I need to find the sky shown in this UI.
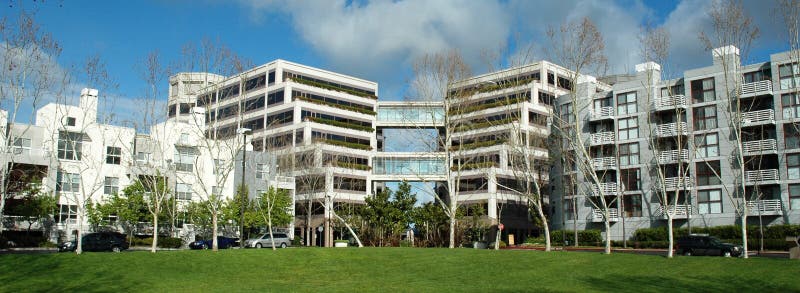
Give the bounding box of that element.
[1,0,794,125]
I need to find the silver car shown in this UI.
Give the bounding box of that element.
[245,233,291,248]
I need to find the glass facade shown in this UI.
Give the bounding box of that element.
[377,106,444,124]
[372,157,446,176]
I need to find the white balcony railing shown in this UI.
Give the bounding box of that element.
[652,95,687,110]
[591,182,618,196]
[276,176,295,185]
[657,149,689,164]
[656,205,692,218]
[745,169,779,183]
[663,176,692,190]
[591,157,617,169]
[746,199,782,215]
[742,139,777,154]
[591,208,620,222]
[741,109,775,125]
[590,132,615,145]
[590,106,615,120]
[741,80,773,96]
[655,122,688,137]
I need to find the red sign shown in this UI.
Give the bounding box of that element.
[498,223,504,231]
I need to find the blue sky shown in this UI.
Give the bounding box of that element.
[1,0,792,123]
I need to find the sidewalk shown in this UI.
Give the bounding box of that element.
[502,245,790,258]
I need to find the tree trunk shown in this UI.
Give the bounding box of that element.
[741,213,748,259]
[0,173,6,235]
[211,212,219,251]
[268,209,276,251]
[603,219,611,254]
[151,213,158,253]
[75,213,83,255]
[667,215,674,258]
[536,204,551,252]
[448,209,456,249]
[332,211,363,247]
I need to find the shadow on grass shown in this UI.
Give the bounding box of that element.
[0,253,143,292]
[581,273,797,292]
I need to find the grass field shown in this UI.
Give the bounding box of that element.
[2,248,798,292]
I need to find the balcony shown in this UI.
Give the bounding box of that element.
[741,109,775,126]
[657,149,689,164]
[589,106,615,121]
[590,208,620,222]
[655,122,688,137]
[652,95,688,112]
[741,80,773,98]
[746,199,783,216]
[662,177,692,191]
[656,204,692,219]
[591,182,618,196]
[745,169,780,184]
[742,139,777,155]
[590,132,615,145]
[591,157,617,170]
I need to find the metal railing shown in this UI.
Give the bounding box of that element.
[590,132,615,145]
[591,157,617,169]
[741,109,775,125]
[742,139,777,154]
[745,169,779,182]
[655,122,688,137]
[746,199,782,215]
[652,95,687,110]
[591,182,618,196]
[590,106,615,120]
[590,208,620,222]
[657,149,689,164]
[656,205,692,218]
[741,80,772,96]
[663,176,692,190]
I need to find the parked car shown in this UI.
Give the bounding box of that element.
[676,234,743,257]
[189,236,238,250]
[244,233,291,248]
[58,232,129,253]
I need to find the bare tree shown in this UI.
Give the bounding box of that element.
[699,0,760,259]
[547,17,614,254]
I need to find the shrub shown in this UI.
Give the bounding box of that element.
[549,230,603,246]
[399,240,413,247]
[157,237,183,249]
[292,237,303,246]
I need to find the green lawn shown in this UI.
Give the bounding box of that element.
[2,248,798,292]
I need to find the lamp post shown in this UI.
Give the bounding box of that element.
[237,127,252,248]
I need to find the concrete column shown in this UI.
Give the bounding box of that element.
[488,197,498,223]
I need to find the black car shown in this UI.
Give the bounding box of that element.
[676,234,743,257]
[189,236,238,250]
[58,232,129,252]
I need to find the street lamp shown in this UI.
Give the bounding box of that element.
[237,127,252,248]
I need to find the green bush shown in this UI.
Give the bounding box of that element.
[632,224,800,251]
[399,240,413,247]
[549,230,603,246]
[131,237,183,248]
[292,237,303,246]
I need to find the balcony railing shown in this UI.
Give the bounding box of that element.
[591,182,618,196]
[745,169,779,183]
[655,122,688,137]
[657,149,689,164]
[663,177,692,190]
[746,199,782,215]
[591,157,617,170]
[656,205,692,218]
[741,109,775,125]
[590,132,615,145]
[590,208,620,222]
[742,139,777,155]
[741,80,773,97]
[652,95,687,111]
[590,106,615,120]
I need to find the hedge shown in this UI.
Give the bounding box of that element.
[307,116,374,133]
[633,225,800,242]
[131,237,184,248]
[294,96,377,116]
[527,230,603,246]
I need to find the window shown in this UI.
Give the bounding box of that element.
[179,133,190,145]
[623,194,642,217]
[779,63,799,90]
[698,189,722,214]
[11,137,31,155]
[174,147,197,172]
[255,163,269,179]
[212,186,223,196]
[743,68,770,83]
[56,204,77,223]
[56,172,80,193]
[616,92,637,115]
[693,105,717,130]
[105,146,122,165]
[559,103,574,124]
[618,117,638,140]
[691,78,715,103]
[785,123,800,149]
[618,143,639,166]
[176,183,192,200]
[788,154,800,180]
[782,93,800,119]
[135,152,150,163]
[57,131,83,160]
[65,117,76,127]
[660,84,684,97]
[620,168,641,191]
[104,177,119,195]
[696,161,721,186]
[694,133,719,158]
[790,184,800,210]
